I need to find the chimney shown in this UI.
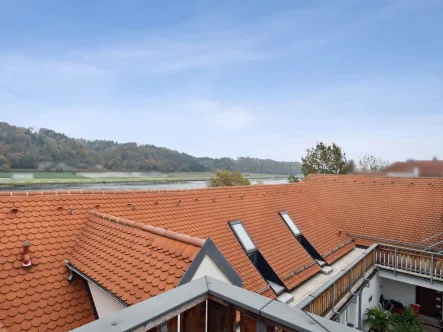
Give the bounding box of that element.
[22,241,32,267]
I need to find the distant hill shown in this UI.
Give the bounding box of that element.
[0,122,301,174]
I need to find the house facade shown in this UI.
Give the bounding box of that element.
[383,159,443,177]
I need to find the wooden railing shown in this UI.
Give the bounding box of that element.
[303,245,376,316]
[301,243,443,318]
[375,244,443,282]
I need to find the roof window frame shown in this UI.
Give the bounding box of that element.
[229,221,257,254]
[279,211,302,237]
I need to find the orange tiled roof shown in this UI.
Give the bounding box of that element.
[303,174,443,246]
[68,211,203,305]
[0,196,94,331]
[0,183,355,330]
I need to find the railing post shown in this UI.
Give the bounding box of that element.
[333,283,336,307]
[394,247,398,275]
[430,254,434,284]
[350,270,353,291]
[363,256,366,273]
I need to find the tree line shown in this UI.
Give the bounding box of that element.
[210,142,390,187]
[286,142,389,182]
[0,122,301,174]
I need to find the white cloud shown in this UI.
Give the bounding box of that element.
[0,0,440,163]
[0,56,105,78]
[208,108,255,130]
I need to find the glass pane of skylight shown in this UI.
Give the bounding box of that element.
[281,213,301,236]
[232,223,256,251]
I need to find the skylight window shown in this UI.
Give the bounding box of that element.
[230,221,256,252]
[280,212,301,236]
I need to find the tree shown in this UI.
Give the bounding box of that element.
[0,155,8,166]
[208,170,251,187]
[346,160,356,174]
[301,142,347,176]
[358,155,389,172]
[288,174,299,183]
[0,121,302,174]
[363,307,391,332]
[0,164,11,172]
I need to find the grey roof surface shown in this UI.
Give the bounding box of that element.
[73,276,357,332]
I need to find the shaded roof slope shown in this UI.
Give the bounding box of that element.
[287,187,354,265]
[0,195,94,331]
[303,174,443,246]
[68,211,203,305]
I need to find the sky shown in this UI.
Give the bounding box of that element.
[0,0,442,163]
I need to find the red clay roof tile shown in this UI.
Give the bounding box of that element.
[6,177,432,330]
[68,213,202,306]
[303,174,443,246]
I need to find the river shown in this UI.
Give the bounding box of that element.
[2,179,290,192]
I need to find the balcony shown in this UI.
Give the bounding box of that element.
[72,276,354,332]
[376,244,443,282]
[297,243,443,319]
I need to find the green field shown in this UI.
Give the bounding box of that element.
[0,171,85,179]
[0,171,292,187]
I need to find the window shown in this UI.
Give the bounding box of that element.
[280,212,301,236]
[230,221,256,252]
[279,211,326,264]
[229,220,285,289]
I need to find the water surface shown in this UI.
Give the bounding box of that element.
[2,179,289,192]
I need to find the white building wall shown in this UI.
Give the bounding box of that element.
[361,275,382,332]
[346,297,359,328]
[386,169,419,177]
[339,309,347,325]
[381,278,416,306]
[191,255,231,284]
[87,281,125,318]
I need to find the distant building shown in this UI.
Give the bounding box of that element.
[382,158,443,177]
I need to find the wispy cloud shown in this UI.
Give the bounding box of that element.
[0,0,420,82]
[1,0,441,163]
[207,109,255,130]
[0,56,105,78]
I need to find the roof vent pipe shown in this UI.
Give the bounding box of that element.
[22,241,32,267]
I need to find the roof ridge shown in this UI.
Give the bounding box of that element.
[89,210,205,247]
[0,183,298,197]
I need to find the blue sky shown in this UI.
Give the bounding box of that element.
[1,0,442,162]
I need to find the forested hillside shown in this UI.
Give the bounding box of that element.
[0,122,301,174]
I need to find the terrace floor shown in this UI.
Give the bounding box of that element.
[289,247,366,306]
[420,314,442,332]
